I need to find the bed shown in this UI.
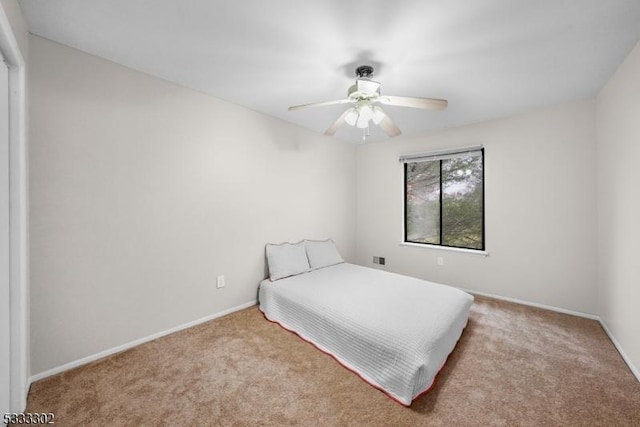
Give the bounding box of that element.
[258,239,473,406]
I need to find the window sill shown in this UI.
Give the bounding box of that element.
[400,241,489,257]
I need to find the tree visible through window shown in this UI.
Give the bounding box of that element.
[404,148,484,250]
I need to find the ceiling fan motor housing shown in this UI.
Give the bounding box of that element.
[349,66,381,98]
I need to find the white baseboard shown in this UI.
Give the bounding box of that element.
[459,288,600,320]
[29,300,257,384]
[598,319,640,383]
[461,287,639,383]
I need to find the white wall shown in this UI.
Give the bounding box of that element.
[356,100,598,314]
[28,36,356,376]
[596,40,640,377]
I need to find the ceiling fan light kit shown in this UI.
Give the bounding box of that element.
[372,106,385,125]
[288,65,448,141]
[344,108,358,126]
[356,104,373,128]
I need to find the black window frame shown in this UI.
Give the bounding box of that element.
[403,148,485,251]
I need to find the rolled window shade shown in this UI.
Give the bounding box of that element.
[399,145,483,163]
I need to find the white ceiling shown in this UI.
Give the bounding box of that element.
[19,0,640,143]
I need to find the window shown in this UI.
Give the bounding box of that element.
[402,147,484,251]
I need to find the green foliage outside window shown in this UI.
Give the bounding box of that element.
[405,151,484,250]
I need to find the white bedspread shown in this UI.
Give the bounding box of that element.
[258,263,473,405]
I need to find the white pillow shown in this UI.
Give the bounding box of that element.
[266,241,310,281]
[305,239,344,270]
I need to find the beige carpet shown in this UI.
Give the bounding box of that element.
[27,296,640,426]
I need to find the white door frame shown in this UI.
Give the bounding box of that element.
[0,5,28,412]
[1,46,10,417]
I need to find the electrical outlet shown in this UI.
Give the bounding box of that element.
[379,257,385,265]
[437,256,444,266]
[216,275,225,289]
[373,256,379,264]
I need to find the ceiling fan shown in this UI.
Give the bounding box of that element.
[288,65,448,140]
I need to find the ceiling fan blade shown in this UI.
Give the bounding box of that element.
[378,95,448,110]
[288,98,351,111]
[377,112,402,138]
[324,108,354,136]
